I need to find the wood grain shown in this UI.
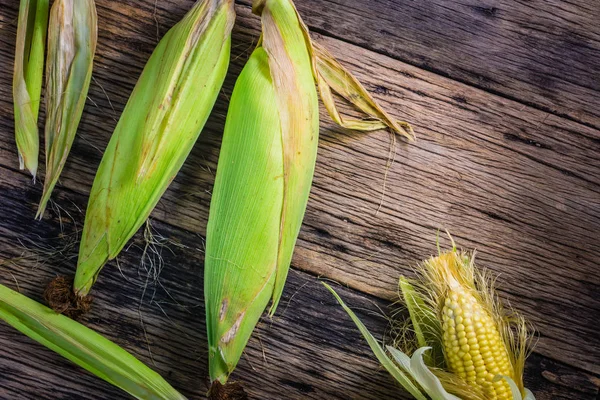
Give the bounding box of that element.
[243,0,600,130]
[0,0,598,398]
[0,172,597,399]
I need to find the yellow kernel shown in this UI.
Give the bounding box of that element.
[493,379,505,387]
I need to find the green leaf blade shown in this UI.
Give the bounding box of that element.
[322,283,427,400]
[0,284,186,400]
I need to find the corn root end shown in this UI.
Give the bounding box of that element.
[44,276,93,320]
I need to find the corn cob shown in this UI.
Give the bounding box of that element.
[204,0,414,392]
[13,0,50,179]
[37,0,97,218]
[436,253,513,399]
[325,239,535,400]
[68,0,235,301]
[0,283,187,400]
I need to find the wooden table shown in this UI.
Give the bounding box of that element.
[0,1,598,399]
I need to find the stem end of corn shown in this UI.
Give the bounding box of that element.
[44,275,92,320]
[208,380,248,400]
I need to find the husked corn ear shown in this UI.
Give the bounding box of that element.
[37,0,97,218]
[419,247,529,400]
[72,0,235,299]
[205,0,414,390]
[13,0,50,178]
[442,281,513,399]
[329,238,534,400]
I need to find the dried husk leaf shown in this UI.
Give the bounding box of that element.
[312,43,414,140]
[37,0,97,218]
[13,0,50,178]
[73,0,235,298]
[0,283,187,400]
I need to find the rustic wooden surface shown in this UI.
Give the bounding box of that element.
[0,0,599,399]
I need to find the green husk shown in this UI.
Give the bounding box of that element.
[37,0,98,218]
[204,0,414,387]
[72,0,235,298]
[13,0,50,178]
[205,44,288,386]
[0,283,186,400]
[399,277,444,367]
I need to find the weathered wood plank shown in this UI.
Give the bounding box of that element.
[0,0,598,397]
[1,0,599,376]
[0,174,597,399]
[239,0,600,130]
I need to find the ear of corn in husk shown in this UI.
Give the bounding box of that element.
[69,0,235,300]
[324,238,536,400]
[13,0,50,179]
[0,283,187,400]
[37,0,98,218]
[204,0,414,390]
